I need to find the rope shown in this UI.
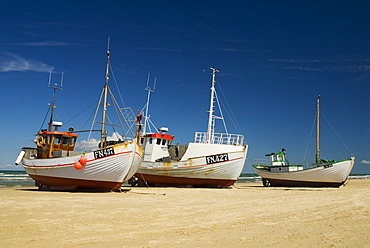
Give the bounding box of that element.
[125,190,166,196]
[138,168,151,188]
[343,177,350,187]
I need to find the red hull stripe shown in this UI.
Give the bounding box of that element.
[29,174,122,191]
[24,151,141,168]
[136,173,236,187]
[148,156,244,170]
[143,133,174,140]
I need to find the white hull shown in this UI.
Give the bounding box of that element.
[23,142,142,191]
[253,157,355,187]
[136,143,248,187]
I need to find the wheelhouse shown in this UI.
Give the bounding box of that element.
[266,148,289,166]
[35,130,78,159]
[140,133,174,147]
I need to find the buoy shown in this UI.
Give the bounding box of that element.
[79,156,87,166]
[74,161,83,170]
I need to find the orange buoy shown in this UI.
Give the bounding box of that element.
[79,156,87,166]
[74,161,83,170]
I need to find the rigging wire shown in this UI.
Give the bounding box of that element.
[303,113,316,164]
[38,105,51,132]
[105,113,119,138]
[63,101,97,126]
[108,87,135,138]
[302,109,355,164]
[216,81,244,135]
[214,90,228,134]
[108,88,126,138]
[109,64,126,108]
[84,87,105,152]
[79,104,98,131]
[321,111,354,157]
[139,101,158,134]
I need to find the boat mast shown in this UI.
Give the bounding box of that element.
[315,95,320,163]
[100,39,111,148]
[207,67,219,144]
[143,73,155,135]
[47,71,63,131]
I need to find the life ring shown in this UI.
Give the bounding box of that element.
[35,136,45,147]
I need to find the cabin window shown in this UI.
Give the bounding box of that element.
[46,135,51,144]
[156,138,161,145]
[62,137,69,145]
[149,138,153,144]
[162,139,166,145]
[278,155,284,161]
[140,138,144,144]
[54,136,61,144]
[272,155,278,162]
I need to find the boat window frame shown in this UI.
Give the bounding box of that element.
[45,135,51,144]
[62,136,69,145]
[68,137,77,146]
[54,135,61,144]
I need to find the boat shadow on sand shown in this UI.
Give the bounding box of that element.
[16,188,132,193]
[232,184,341,191]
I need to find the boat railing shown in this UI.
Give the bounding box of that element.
[193,132,244,145]
[253,158,270,166]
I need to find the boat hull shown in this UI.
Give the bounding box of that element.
[22,142,143,191]
[253,158,355,187]
[134,143,248,187]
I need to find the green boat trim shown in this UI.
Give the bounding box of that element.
[252,158,353,171]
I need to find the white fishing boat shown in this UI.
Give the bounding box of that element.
[129,68,248,187]
[15,45,143,191]
[253,96,355,187]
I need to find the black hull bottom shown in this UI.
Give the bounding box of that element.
[262,178,346,188]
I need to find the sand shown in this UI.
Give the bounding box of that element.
[0,179,369,248]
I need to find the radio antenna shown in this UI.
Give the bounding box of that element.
[47,71,64,131]
[143,73,156,134]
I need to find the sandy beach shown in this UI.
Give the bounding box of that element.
[0,179,369,248]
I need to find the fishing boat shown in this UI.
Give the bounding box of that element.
[252,96,355,187]
[129,68,248,187]
[15,45,143,191]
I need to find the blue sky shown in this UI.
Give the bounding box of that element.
[0,0,369,174]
